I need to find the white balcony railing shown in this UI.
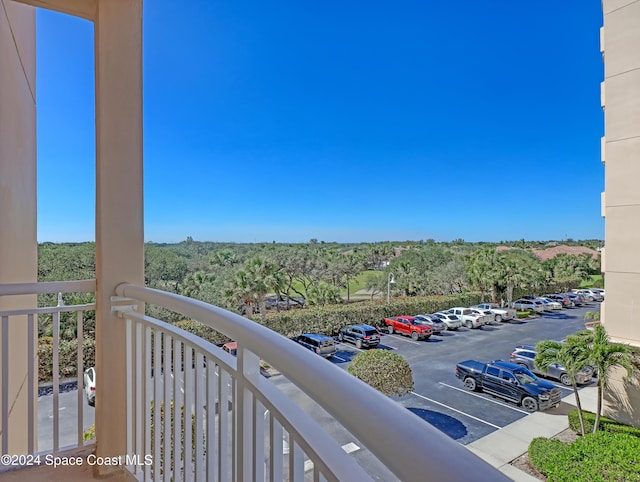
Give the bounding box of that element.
[0,280,96,459]
[115,283,509,482]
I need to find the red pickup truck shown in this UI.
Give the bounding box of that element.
[384,316,432,341]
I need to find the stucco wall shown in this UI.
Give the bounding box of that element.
[0,0,38,452]
[601,0,640,428]
[604,363,640,429]
[602,0,640,348]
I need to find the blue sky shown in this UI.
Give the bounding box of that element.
[36,1,604,244]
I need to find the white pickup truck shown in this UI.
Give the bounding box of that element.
[445,307,490,329]
[473,303,517,322]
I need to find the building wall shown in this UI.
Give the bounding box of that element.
[601,0,640,346]
[0,0,38,452]
[601,0,640,426]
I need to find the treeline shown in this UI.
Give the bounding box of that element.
[36,239,601,380]
[37,239,602,319]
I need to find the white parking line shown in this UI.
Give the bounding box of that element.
[438,382,530,414]
[409,391,501,429]
[386,334,422,346]
[337,342,365,352]
[549,381,574,391]
[332,355,347,362]
[304,442,360,472]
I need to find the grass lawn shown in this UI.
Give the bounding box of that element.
[286,270,383,298]
[341,270,380,296]
[580,275,604,288]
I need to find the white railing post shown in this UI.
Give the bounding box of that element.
[27,313,36,453]
[52,309,60,453]
[0,281,96,461]
[114,283,511,482]
[235,346,260,482]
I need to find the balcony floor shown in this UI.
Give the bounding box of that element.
[0,457,135,482]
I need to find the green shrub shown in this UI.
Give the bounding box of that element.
[568,409,640,438]
[528,437,568,475]
[38,336,96,382]
[172,319,230,346]
[529,431,640,481]
[83,423,95,442]
[516,310,534,319]
[253,293,484,337]
[347,349,413,397]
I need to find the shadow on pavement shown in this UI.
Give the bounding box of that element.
[38,380,78,397]
[479,325,500,331]
[541,312,572,320]
[407,407,468,440]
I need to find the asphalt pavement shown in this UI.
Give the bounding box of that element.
[273,303,599,480]
[38,302,599,480]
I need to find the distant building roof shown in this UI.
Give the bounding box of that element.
[494,245,599,261]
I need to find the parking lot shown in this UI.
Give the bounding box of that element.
[272,303,599,480]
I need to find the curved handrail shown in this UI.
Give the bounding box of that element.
[116,283,509,482]
[121,310,367,481]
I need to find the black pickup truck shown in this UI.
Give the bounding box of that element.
[455,360,562,412]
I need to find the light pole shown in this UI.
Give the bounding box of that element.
[387,272,395,303]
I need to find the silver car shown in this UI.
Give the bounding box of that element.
[512,299,545,313]
[414,314,445,334]
[536,297,563,310]
[509,345,593,386]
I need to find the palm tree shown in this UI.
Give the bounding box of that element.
[535,335,591,435]
[583,325,634,433]
[465,247,502,302]
[224,257,284,319]
[583,310,600,327]
[501,249,540,305]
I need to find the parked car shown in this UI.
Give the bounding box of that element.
[564,293,586,306]
[509,345,593,386]
[433,312,464,330]
[512,299,544,312]
[338,324,381,349]
[590,288,605,299]
[292,333,337,358]
[544,294,574,308]
[455,360,562,412]
[83,366,96,406]
[536,297,563,311]
[384,316,432,340]
[473,303,517,322]
[572,289,603,302]
[222,341,238,356]
[414,314,445,334]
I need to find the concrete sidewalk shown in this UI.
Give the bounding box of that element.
[466,385,598,481]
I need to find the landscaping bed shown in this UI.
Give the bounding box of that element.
[510,428,578,480]
[511,423,640,481]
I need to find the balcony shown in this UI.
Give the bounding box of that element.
[0,280,506,481]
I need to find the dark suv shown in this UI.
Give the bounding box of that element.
[292,333,337,358]
[509,345,593,386]
[338,324,381,349]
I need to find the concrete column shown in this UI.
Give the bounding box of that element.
[0,0,37,454]
[94,0,144,473]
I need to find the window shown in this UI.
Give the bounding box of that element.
[502,372,516,382]
[486,366,500,377]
